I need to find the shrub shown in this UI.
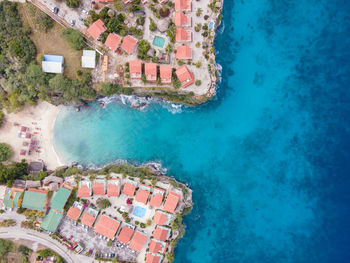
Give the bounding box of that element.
[66,0,81,8]
[140,223,146,228]
[0,143,12,162]
[62,28,85,50]
[0,112,3,128]
[195,80,201,86]
[107,240,113,247]
[149,17,157,31]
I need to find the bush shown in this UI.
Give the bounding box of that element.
[107,240,113,247]
[62,28,85,50]
[0,112,3,128]
[140,223,146,228]
[149,17,157,31]
[0,143,12,162]
[195,80,202,86]
[66,0,81,8]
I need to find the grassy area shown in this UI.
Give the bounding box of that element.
[18,3,84,80]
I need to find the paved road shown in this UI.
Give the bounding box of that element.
[0,226,92,263]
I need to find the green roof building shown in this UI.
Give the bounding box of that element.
[50,186,71,212]
[22,189,47,211]
[41,209,63,233]
[3,188,24,209]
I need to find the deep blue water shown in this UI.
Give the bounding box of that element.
[54,0,350,262]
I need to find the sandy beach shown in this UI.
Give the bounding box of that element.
[0,102,63,170]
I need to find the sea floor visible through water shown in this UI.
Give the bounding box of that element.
[54,0,350,262]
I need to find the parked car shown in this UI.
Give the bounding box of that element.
[52,7,59,14]
[70,20,75,26]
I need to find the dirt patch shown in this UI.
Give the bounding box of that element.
[18,3,85,80]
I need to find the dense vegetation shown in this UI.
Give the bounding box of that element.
[0,143,12,162]
[62,28,85,50]
[0,239,32,261]
[66,0,81,8]
[0,160,28,186]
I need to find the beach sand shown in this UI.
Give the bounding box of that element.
[0,102,63,170]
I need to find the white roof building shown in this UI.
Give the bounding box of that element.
[42,55,64,74]
[81,50,96,68]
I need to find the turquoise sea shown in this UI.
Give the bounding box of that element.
[54,0,350,262]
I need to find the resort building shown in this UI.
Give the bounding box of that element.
[43,175,63,186]
[41,209,63,233]
[135,184,152,204]
[81,207,99,228]
[28,161,44,174]
[25,180,41,188]
[175,65,194,88]
[81,50,96,69]
[94,215,121,240]
[122,180,138,197]
[123,0,132,4]
[175,12,192,27]
[78,180,92,198]
[22,188,48,211]
[176,28,192,43]
[145,253,163,263]
[128,230,148,252]
[50,186,72,213]
[149,188,165,208]
[129,60,142,79]
[105,33,122,52]
[144,63,157,82]
[42,55,64,74]
[107,178,121,197]
[148,238,168,254]
[93,179,106,196]
[121,36,138,55]
[153,210,173,225]
[117,224,135,244]
[66,201,84,221]
[3,188,24,209]
[176,45,192,60]
[153,225,171,242]
[175,0,192,12]
[87,19,106,40]
[159,65,172,85]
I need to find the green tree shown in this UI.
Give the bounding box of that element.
[62,28,85,50]
[149,17,157,31]
[96,198,111,209]
[66,0,81,8]
[0,239,13,258]
[0,143,12,162]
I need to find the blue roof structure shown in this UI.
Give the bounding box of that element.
[42,54,64,74]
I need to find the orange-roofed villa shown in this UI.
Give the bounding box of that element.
[153,210,173,225]
[144,63,157,82]
[87,19,106,40]
[176,28,192,43]
[94,215,121,240]
[135,184,151,204]
[105,33,122,52]
[176,65,194,88]
[81,207,99,228]
[175,12,192,27]
[66,201,84,221]
[175,0,192,12]
[107,178,121,197]
[153,225,171,242]
[129,60,142,79]
[176,45,192,60]
[128,230,148,252]
[159,65,172,85]
[117,224,135,244]
[149,188,165,208]
[146,252,163,263]
[122,180,138,197]
[92,179,106,196]
[148,238,168,254]
[78,180,92,198]
[121,36,138,55]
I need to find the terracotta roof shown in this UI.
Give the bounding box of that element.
[153,210,169,225]
[94,215,120,240]
[107,179,120,197]
[98,0,113,2]
[175,0,192,12]
[87,19,106,40]
[153,226,170,241]
[66,206,81,221]
[129,60,142,74]
[148,239,168,254]
[159,65,172,84]
[175,65,194,88]
[135,185,151,204]
[27,188,48,194]
[92,182,105,196]
[121,36,138,55]
[176,28,192,42]
[105,33,122,51]
[81,212,96,227]
[78,184,91,198]
[129,231,148,252]
[117,225,134,244]
[144,63,157,81]
[145,253,163,263]
[122,182,136,197]
[176,45,192,60]
[175,12,192,27]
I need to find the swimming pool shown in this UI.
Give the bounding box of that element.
[133,206,146,218]
[153,36,165,48]
[209,21,215,30]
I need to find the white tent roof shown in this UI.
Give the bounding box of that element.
[42,61,63,73]
[82,50,96,69]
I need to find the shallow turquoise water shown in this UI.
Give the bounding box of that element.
[54,0,350,262]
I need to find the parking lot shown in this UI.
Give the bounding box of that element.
[57,216,136,262]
